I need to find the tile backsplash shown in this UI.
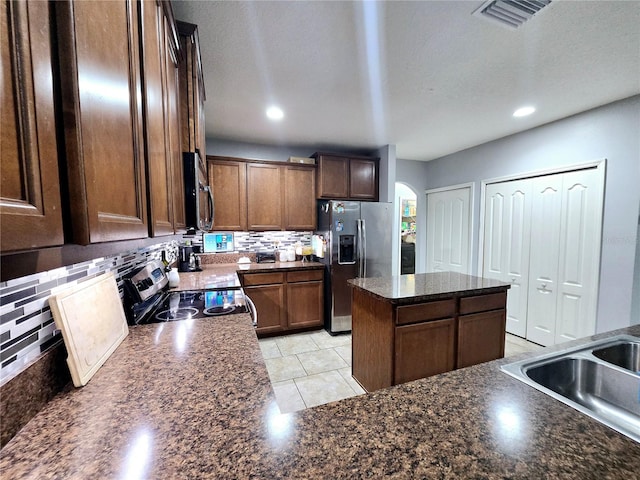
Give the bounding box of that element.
[0,241,178,385]
[233,231,311,251]
[0,230,309,385]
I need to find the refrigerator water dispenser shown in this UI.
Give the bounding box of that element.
[339,235,356,264]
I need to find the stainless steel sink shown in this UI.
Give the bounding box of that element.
[593,341,640,372]
[501,334,640,442]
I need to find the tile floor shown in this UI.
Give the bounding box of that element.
[259,329,543,414]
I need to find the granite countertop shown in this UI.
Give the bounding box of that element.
[349,271,511,304]
[2,316,639,478]
[173,261,324,291]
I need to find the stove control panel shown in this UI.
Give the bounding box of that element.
[126,261,169,302]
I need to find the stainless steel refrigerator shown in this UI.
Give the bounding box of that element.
[315,200,393,334]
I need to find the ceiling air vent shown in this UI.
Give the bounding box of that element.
[473,0,552,29]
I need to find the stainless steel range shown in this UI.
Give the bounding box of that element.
[123,261,253,325]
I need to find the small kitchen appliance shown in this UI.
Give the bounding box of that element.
[256,251,276,263]
[123,260,251,325]
[178,244,202,272]
[203,232,234,253]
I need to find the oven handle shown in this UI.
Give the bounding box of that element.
[244,294,257,327]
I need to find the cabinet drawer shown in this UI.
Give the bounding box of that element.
[395,299,456,326]
[287,269,323,283]
[241,272,284,286]
[459,292,507,315]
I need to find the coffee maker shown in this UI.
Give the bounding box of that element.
[178,244,202,272]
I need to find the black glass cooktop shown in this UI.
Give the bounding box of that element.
[136,290,247,325]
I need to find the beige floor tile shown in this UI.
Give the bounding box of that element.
[333,345,352,366]
[297,349,348,376]
[295,370,358,408]
[272,380,306,414]
[338,367,366,395]
[275,334,319,356]
[309,330,351,349]
[264,355,307,383]
[258,339,281,359]
[506,333,543,350]
[504,342,529,357]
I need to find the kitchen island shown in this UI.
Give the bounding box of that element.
[1,310,639,477]
[349,272,511,391]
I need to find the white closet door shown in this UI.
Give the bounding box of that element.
[426,187,471,274]
[526,174,563,346]
[555,168,603,343]
[482,179,532,337]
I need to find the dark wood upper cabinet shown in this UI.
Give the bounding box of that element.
[177,21,206,157]
[1,0,64,251]
[284,166,316,231]
[209,159,247,231]
[208,157,316,232]
[314,152,378,201]
[349,158,378,200]
[140,0,173,237]
[164,11,185,233]
[55,0,148,244]
[315,155,349,199]
[139,0,183,236]
[247,163,283,231]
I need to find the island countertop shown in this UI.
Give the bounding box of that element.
[1,313,639,478]
[349,271,510,304]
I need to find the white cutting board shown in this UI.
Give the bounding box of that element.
[49,272,128,387]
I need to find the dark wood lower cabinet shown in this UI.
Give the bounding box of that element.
[240,269,324,337]
[457,310,506,368]
[395,318,455,385]
[287,280,323,330]
[244,284,286,335]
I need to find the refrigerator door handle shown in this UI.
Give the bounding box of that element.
[356,219,362,277]
[361,218,367,278]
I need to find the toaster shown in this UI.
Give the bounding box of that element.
[256,252,276,263]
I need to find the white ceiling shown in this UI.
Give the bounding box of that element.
[171,1,640,161]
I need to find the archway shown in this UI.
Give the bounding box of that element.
[395,182,417,275]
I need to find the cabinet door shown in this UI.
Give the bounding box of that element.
[284,166,316,230]
[394,318,455,384]
[245,284,286,335]
[177,21,205,157]
[247,164,283,230]
[140,0,173,237]
[209,160,247,230]
[457,310,506,368]
[317,155,349,199]
[165,14,185,233]
[349,158,378,200]
[287,280,323,330]
[56,0,148,244]
[1,1,64,251]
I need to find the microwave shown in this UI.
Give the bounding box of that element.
[184,152,213,231]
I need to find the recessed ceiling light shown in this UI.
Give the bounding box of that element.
[266,106,284,121]
[513,106,536,117]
